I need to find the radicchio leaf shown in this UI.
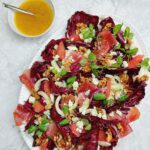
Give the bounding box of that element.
[41,38,66,62]
[66,11,99,38]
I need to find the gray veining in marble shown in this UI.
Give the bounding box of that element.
[0,0,150,149]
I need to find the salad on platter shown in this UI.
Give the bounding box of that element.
[14,11,150,150]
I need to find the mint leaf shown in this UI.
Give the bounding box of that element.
[140,58,149,68]
[124,27,134,39]
[112,56,123,68]
[88,52,96,61]
[113,24,123,35]
[127,48,138,55]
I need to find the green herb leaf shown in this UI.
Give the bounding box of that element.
[140,58,149,68]
[103,99,114,105]
[115,43,121,50]
[90,63,99,69]
[62,105,69,114]
[124,27,133,39]
[67,76,77,85]
[28,125,37,134]
[93,93,106,101]
[92,69,98,77]
[127,48,138,55]
[85,123,92,131]
[59,119,69,126]
[112,56,123,68]
[89,24,94,30]
[80,58,88,66]
[59,68,67,76]
[119,94,128,102]
[51,68,58,75]
[88,52,96,61]
[41,118,48,125]
[81,119,89,126]
[38,124,48,132]
[36,130,42,137]
[113,24,123,35]
[80,26,95,40]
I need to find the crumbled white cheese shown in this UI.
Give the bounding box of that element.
[84,49,91,57]
[123,61,128,68]
[79,33,83,39]
[53,55,59,61]
[55,81,66,88]
[68,100,73,108]
[116,110,123,116]
[34,120,38,125]
[110,51,117,56]
[29,96,35,104]
[72,81,79,91]
[67,46,78,51]
[92,74,99,85]
[76,120,84,133]
[85,90,90,96]
[72,117,79,123]
[98,141,111,147]
[54,44,58,50]
[91,107,98,116]
[101,109,107,120]
[109,60,117,65]
[109,112,115,117]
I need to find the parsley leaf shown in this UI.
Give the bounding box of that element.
[88,52,96,61]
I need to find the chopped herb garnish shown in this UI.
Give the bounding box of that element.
[67,76,77,85]
[90,63,99,69]
[119,94,128,102]
[36,130,42,137]
[51,68,58,75]
[85,123,92,131]
[89,24,94,30]
[112,56,123,68]
[80,58,87,66]
[41,118,48,125]
[62,105,69,114]
[127,48,138,55]
[88,52,96,61]
[140,58,149,68]
[113,24,123,35]
[140,57,150,72]
[38,124,48,132]
[59,68,67,76]
[81,119,89,126]
[93,93,106,100]
[28,125,37,134]
[115,43,121,50]
[59,119,69,126]
[124,27,133,39]
[92,69,98,77]
[80,25,95,40]
[103,99,114,105]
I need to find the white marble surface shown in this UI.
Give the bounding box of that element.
[0,0,150,149]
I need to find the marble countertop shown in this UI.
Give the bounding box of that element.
[0,0,150,149]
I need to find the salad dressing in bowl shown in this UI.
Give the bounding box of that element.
[14,0,54,36]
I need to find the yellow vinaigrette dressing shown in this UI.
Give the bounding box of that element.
[14,0,54,36]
